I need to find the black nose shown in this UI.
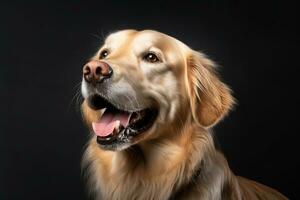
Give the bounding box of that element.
[83,60,113,83]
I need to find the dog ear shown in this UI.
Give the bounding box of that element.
[186,51,234,127]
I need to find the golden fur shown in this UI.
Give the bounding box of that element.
[81,30,288,200]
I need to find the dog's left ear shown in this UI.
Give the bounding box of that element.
[186,51,234,127]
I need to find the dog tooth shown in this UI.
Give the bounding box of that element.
[99,108,107,117]
[123,128,127,136]
[113,120,121,135]
[125,128,130,136]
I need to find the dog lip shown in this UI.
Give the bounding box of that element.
[87,93,146,113]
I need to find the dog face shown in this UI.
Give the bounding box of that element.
[81,29,233,151]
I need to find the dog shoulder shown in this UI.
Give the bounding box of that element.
[236,176,289,200]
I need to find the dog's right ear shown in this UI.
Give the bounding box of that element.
[186,51,234,128]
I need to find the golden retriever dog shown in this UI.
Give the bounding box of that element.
[80,29,288,200]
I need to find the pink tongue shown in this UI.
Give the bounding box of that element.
[92,111,132,137]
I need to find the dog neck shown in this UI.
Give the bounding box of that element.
[82,123,232,200]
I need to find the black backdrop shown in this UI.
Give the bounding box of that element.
[2,1,299,199]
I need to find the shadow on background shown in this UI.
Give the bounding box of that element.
[1,0,299,199]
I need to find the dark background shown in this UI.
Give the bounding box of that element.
[1,0,299,199]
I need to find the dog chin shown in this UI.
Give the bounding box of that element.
[96,140,132,151]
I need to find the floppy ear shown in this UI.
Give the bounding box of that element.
[187,51,234,127]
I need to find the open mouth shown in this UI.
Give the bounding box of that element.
[87,95,158,147]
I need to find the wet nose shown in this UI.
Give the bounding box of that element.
[83,60,113,83]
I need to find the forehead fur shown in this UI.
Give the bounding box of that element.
[103,29,191,64]
[104,30,137,50]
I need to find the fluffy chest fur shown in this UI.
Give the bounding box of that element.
[82,128,210,200]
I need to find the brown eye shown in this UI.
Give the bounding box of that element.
[143,52,160,63]
[99,50,109,59]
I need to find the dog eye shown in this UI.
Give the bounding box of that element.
[143,53,160,63]
[99,50,109,59]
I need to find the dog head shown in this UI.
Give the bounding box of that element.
[81,29,234,151]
